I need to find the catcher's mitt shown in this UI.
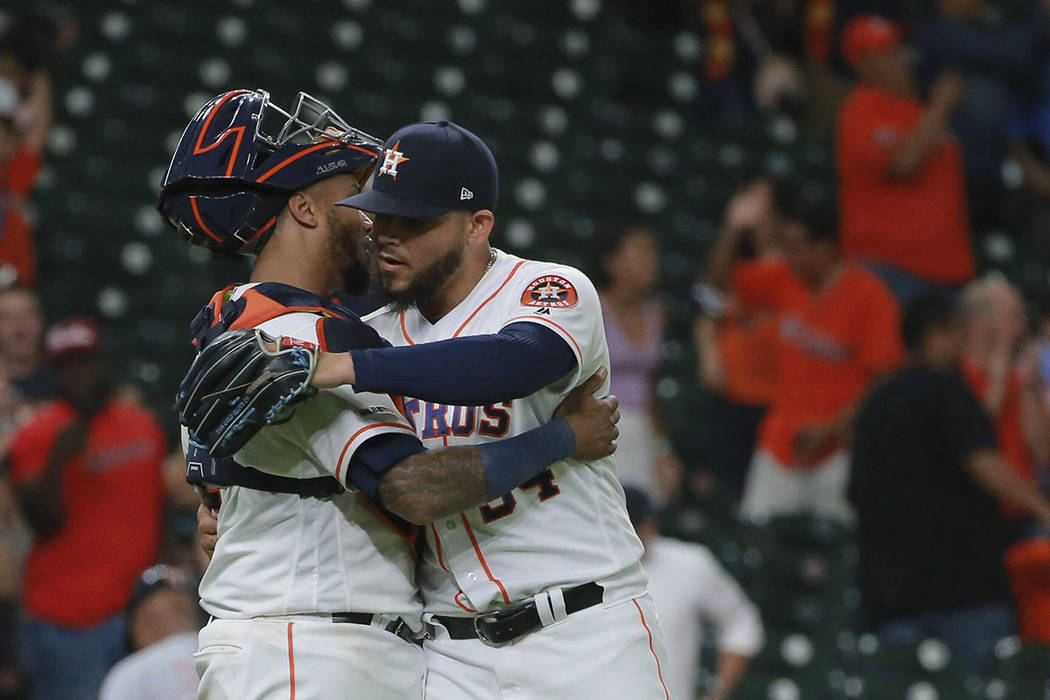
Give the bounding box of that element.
[175,329,318,458]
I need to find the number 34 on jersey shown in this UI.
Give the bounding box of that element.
[402,398,563,523]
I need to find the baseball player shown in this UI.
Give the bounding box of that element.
[160,91,619,699]
[183,121,672,699]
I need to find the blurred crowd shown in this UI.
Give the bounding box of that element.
[598,3,1050,697]
[0,12,209,700]
[0,1,1048,699]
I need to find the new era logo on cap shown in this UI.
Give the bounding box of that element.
[336,120,498,219]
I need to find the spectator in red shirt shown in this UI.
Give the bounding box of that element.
[836,15,974,305]
[8,318,165,700]
[707,187,903,522]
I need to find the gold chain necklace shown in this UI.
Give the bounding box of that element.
[484,249,497,274]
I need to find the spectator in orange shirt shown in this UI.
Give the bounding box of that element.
[836,15,974,305]
[707,187,903,522]
[0,71,50,288]
[959,276,1050,519]
[8,318,165,700]
[694,178,781,499]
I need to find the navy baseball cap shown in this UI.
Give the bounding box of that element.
[336,120,498,218]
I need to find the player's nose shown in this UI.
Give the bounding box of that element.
[372,225,402,246]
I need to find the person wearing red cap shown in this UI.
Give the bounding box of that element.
[6,318,165,700]
[836,15,973,305]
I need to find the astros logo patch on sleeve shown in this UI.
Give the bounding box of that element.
[521,275,579,308]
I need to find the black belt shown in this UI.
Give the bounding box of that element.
[431,582,604,647]
[332,612,420,645]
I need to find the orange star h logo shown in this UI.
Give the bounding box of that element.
[378,140,410,179]
[536,283,563,300]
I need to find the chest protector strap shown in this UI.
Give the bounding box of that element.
[186,441,344,498]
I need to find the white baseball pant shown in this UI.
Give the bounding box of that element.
[423,593,672,699]
[194,616,425,700]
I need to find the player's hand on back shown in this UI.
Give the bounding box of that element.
[555,367,619,460]
[197,503,219,561]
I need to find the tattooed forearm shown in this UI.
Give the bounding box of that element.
[378,447,488,525]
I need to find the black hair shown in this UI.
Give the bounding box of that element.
[901,293,956,354]
[773,181,840,245]
[589,223,656,289]
[0,12,60,73]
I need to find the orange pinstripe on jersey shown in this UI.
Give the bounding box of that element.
[452,261,527,337]
[356,492,419,551]
[399,312,415,345]
[454,590,476,613]
[460,514,511,604]
[430,523,450,572]
[397,260,529,345]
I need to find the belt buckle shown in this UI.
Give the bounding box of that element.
[473,611,511,648]
[388,618,423,646]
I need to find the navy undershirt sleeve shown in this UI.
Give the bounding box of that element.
[346,432,427,501]
[479,417,576,499]
[349,322,578,405]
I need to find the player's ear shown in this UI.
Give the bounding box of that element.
[286,191,320,229]
[466,209,494,245]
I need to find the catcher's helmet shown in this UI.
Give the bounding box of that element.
[158,89,382,256]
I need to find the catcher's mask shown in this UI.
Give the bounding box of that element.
[158,89,382,257]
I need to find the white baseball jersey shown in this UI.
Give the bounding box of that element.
[197,283,423,622]
[364,249,648,615]
[644,536,765,700]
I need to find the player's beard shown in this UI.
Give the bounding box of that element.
[385,241,465,313]
[326,210,371,296]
